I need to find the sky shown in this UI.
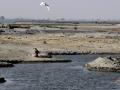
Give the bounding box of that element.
[0,0,120,20]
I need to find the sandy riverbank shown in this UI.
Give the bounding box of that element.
[0,24,120,61]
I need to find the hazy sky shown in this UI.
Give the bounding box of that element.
[0,0,120,20]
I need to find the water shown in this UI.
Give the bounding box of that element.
[0,55,120,90]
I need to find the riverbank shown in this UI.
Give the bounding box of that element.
[0,24,120,61]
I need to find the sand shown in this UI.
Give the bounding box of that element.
[0,24,120,61]
[85,57,120,72]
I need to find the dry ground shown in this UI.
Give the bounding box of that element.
[0,24,120,60]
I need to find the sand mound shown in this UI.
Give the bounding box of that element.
[85,57,120,72]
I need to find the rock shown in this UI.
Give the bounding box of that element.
[0,77,6,83]
[85,57,120,72]
[0,62,14,67]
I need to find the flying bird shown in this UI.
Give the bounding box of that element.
[40,2,50,11]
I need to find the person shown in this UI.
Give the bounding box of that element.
[33,48,40,57]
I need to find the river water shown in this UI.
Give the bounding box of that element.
[0,55,120,90]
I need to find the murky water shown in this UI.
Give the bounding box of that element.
[0,55,120,90]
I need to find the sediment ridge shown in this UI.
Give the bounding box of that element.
[85,57,120,72]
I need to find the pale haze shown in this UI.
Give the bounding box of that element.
[0,0,120,20]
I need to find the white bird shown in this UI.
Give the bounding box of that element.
[40,2,50,11]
